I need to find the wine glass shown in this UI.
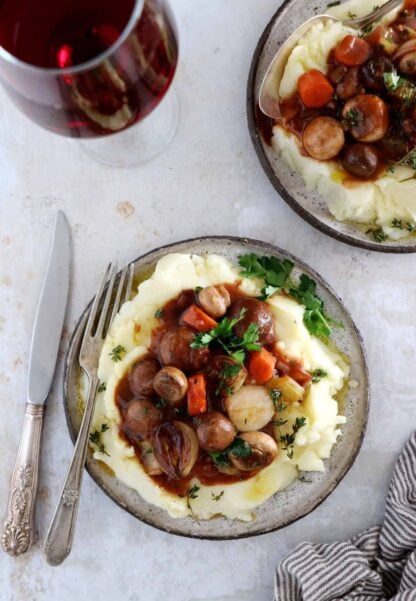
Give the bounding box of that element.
[0,0,179,166]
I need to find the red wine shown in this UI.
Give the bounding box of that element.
[0,0,178,137]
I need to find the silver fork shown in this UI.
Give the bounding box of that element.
[43,262,134,566]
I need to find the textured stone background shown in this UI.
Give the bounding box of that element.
[1,0,415,599]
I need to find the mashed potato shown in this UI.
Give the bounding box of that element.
[273,0,416,240]
[89,254,348,521]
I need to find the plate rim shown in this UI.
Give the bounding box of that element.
[63,235,370,540]
[246,0,416,254]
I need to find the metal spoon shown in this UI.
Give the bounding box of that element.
[259,0,403,120]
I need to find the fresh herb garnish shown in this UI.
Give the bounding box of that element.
[89,423,110,456]
[311,369,328,383]
[98,382,106,393]
[211,491,224,502]
[269,388,283,409]
[344,108,362,127]
[347,11,357,18]
[109,344,126,362]
[280,417,307,459]
[191,309,261,363]
[366,227,388,242]
[384,68,406,92]
[270,389,288,428]
[216,362,242,397]
[391,218,416,232]
[359,23,374,38]
[155,398,167,409]
[154,308,163,319]
[187,484,200,499]
[238,254,294,300]
[289,275,335,339]
[209,437,252,467]
[194,286,203,293]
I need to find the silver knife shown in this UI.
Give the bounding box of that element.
[1,211,71,556]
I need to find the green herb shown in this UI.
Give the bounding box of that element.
[154,308,163,319]
[347,11,357,18]
[326,0,340,6]
[280,417,307,459]
[211,491,224,502]
[238,254,294,300]
[191,309,261,363]
[187,484,200,499]
[209,437,252,467]
[98,382,106,393]
[109,344,126,362]
[359,23,374,38]
[155,398,167,409]
[384,68,406,92]
[343,108,362,127]
[391,218,416,232]
[289,275,335,339]
[311,369,328,383]
[89,423,110,456]
[194,286,203,293]
[373,4,380,9]
[366,227,388,242]
[269,388,284,410]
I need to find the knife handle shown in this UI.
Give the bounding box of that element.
[1,403,45,556]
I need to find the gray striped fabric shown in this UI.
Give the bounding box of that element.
[274,433,416,600]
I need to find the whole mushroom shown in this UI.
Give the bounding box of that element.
[197,285,231,318]
[153,366,188,406]
[229,432,278,471]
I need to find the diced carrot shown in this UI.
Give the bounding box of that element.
[181,304,217,332]
[187,373,207,416]
[334,35,371,66]
[248,348,276,384]
[297,69,334,108]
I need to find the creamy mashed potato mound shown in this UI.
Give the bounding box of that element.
[273,0,416,239]
[90,254,348,521]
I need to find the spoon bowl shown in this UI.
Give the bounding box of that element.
[258,0,403,119]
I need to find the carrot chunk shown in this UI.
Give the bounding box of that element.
[334,35,371,66]
[187,373,207,416]
[248,348,276,384]
[181,304,217,332]
[297,69,334,108]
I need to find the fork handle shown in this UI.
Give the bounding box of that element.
[1,403,45,556]
[43,376,98,566]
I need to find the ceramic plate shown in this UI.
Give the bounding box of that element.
[64,237,369,539]
[247,0,416,253]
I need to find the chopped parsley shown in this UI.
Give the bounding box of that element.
[109,345,126,362]
[191,309,261,363]
[155,398,167,409]
[216,362,242,396]
[97,381,106,393]
[359,23,374,38]
[366,227,388,242]
[89,423,110,456]
[391,218,416,232]
[343,108,362,128]
[280,417,307,459]
[384,68,406,93]
[154,308,163,319]
[311,369,328,383]
[289,274,337,339]
[187,484,200,499]
[211,491,224,502]
[347,11,357,19]
[238,254,294,300]
[209,437,252,467]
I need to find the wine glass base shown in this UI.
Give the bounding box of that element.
[79,85,179,168]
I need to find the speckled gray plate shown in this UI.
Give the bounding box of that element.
[247,0,416,253]
[64,237,369,539]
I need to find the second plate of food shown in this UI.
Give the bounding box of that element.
[64,237,368,539]
[247,0,416,252]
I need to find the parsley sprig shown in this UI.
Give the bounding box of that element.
[209,437,252,467]
[311,369,328,383]
[109,344,126,362]
[238,254,294,300]
[384,68,406,93]
[216,362,242,396]
[289,275,337,339]
[190,309,261,363]
[391,218,416,233]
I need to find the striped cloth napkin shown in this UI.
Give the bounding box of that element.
[274,433,416,600]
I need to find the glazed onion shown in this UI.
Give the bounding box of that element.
[152,421,199,480]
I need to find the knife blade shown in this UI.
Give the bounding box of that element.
[1,211,71,556]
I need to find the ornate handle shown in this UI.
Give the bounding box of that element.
[1,403,45,556]
[43,376,98,566]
